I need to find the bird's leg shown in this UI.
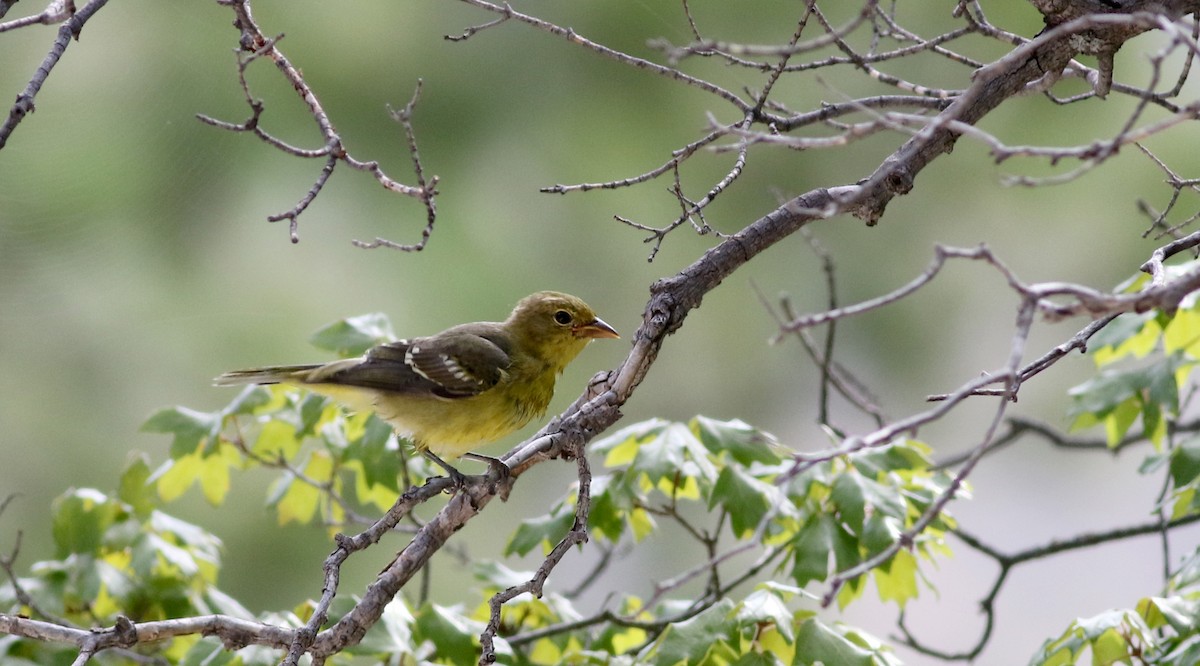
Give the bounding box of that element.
[462,452,512,494]
[421,450,468,490]
[420,449,511,496]
[458,451,511,482]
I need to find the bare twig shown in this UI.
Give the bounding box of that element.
[353,81,439,252]
[0,0,74,33]
[900,512,1200,660]
[478,442,592,665]
[201,0,435,247]
[0,0,107,150]
[819,299,1033,607]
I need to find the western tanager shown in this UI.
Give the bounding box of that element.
[214,291,619,483]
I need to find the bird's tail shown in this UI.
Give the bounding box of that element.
[213,365,324,387]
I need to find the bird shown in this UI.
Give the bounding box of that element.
[213,291,619,485]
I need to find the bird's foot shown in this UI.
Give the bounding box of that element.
[421,450,469,493]
[462,452,512,499]
[422,450,511,497]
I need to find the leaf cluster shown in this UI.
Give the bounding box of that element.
[1,314,964,664]
[0,458,255,665]
[1036,261,1200,664]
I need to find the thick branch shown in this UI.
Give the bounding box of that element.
[0,613,293,653]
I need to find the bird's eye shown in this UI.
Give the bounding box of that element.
[554,310,573,325]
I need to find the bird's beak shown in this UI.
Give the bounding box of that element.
[575,317,620,339]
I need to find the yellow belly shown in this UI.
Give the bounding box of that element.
[303,382,550,459]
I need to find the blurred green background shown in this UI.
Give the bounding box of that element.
[1,1,1196,662]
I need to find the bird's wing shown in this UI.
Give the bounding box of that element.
[311,328,512,399]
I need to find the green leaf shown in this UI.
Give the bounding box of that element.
[152,454,201,503]
[1171,439,1200,488]
[830,473,867,534]
[628,422,719,494]
[141,406,222,458]
[148,533,200,578]
[223,384,272,417]
[1111,270,1152,295]
[297,393,331,437]
[344,415,402,493]
[833,471,907,538]
[628,506,656,542]
[507,503,575,556]
[861,514,902,559]
[1068,369,1141,418]
[830,521,863,573]
[1104,397,1141,446]
[413,603,481,666]
[732,652,779,666]
[1034,609,1151,666]
[150,511,223,567]
[710,466,773,538]
[871,548,919,607]
[737,588,796,642]
[473,561,535,590]
[51,488,119,557]
[309,312,395,357]
[1137,596,1199,633]
[1161,636,1200,665]
[181,638,238,666]
[198,444,239,506]
[854,439,933,477]
[118,454,157,518]
[356,599,416,656]
[1091,627,1130,663]
[1150,358,1182,413]
[272,451,334,525]
[1069,359,1175,416]
[1093,314,1161,367]
[691,416,783,467]
[592,597,650,655]
[200,588,254,620]
[1068,357,1185,445]
[1170,548,1200,591]
[252,419,300,458]
[790,514,833,587]
[593,419,671,460]
[627,430,682,486]
[791,617,876,666]
[1171,486,1198,521]
[649,599,734,666]
[588,475,629,543]
[1165,308,1200,358]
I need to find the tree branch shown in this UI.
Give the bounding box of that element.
[0,0,107,150]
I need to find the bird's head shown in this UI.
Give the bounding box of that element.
[506,291,619,370]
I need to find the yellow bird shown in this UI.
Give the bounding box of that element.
[214,291,619,483]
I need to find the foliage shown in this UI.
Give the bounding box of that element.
[141,314,409,528]
[0,312,957,664]
[1067,262,1200,526]
[9,277,1200,663]
[0,458,254,665]
[7,1,1200,663]
[1031,262,1200,665]
[1066,267,1200,450]
[1029,562,1200,666]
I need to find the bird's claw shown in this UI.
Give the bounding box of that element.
[422,450,468,493]
[462,452,512,499]
[422,450,512,498]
